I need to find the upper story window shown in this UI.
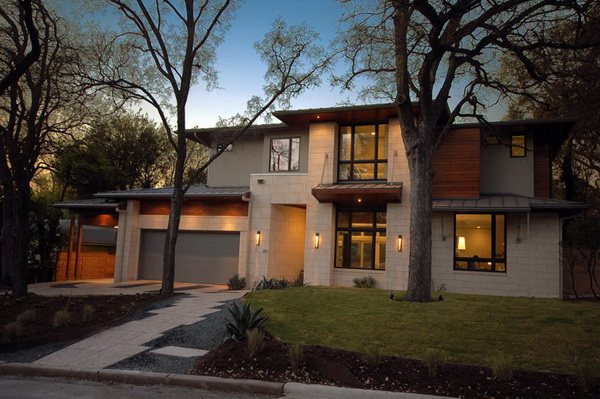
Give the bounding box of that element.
[511,134,526,157]
[454,214,506,273]
[338,124,388,181]
[270,137,300,172]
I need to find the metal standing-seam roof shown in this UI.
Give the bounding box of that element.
[432,194,587,213]
[94,184,251,200]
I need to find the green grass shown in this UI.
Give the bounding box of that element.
[245,286,600,374]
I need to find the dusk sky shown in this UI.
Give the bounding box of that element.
[187,0,348,128]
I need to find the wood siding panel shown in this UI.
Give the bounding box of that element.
[140,200,248,216]
[433,128,480,198]
[79,214,118,227]
[56,251,115,281]
[534,135,551,198]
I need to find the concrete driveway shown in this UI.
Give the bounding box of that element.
[26,278,227,296]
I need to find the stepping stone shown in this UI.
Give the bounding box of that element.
[149,346,208,358]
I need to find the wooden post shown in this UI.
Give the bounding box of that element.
[65,215,75,280]
[74,217,83,280]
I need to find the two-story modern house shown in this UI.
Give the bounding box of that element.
[61,103,585,297]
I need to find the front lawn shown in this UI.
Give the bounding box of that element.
[245,286,600,374]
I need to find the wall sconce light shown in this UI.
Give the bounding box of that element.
[315,233,320,249]
[457,236,466,251]
[256,231,261,246]
[397,235,403,251]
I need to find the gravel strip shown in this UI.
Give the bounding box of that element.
[107,299,237,374]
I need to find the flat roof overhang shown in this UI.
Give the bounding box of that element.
[273,103,451,128]
[311,183,402,207]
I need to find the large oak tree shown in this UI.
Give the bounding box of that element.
[335,0,599,301]
[84,1,331,294]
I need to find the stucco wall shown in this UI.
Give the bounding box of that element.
[207,129,309,187]
[480,133,535,196]
[207,138,263,187]
[431,212,561,298]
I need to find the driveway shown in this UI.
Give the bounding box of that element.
[26,278,222,296]
[2,279,246,374]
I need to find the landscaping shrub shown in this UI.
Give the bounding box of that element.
[2,321,23,342]
[227,274,247,290]
[289,343,303,371]
[246,328,265,358]
[575,364,600,391]
[52,310,72,328]
[83,305,95,322]
[365,343,384,367]
[491,353,514,381]
[225,302,268,342]
[353,276,377,288]
[252,276,290,291]
[423,348,445,377]
[16,309,37,324]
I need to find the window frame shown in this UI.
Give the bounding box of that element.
[269,137,300,172]
[337,124,388,181]
[510,134,526,158]
[335,208,387,270]
[453,213,507,273]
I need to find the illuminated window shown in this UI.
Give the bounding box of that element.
[511,135,526,157]
[270,137,300,172]
[338,124,388,181]
[335,210,386,270]
[454,214,506,272]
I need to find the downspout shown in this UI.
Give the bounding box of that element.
[320,153,328,186]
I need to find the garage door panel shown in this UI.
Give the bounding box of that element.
[139,230,240,284]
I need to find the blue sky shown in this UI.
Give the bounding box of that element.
[187,0,347,128]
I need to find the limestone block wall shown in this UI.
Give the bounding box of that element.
[246,173,309,283]
[303,122,337,286]
[114,200,140,282]
[267,205,306,280]
[431,212,562,298]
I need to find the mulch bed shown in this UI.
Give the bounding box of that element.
[191,335,599,399]
[0,292,169,352]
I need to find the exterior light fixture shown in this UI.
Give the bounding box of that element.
[256,231,261,246]
[457,236,466,251]
[315,233,320,249]
[397,235,403,251]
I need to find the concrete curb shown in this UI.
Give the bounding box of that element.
[0,363,283,396]
[0,363,455,398]
[284,382,454,398]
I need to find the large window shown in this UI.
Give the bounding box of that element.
[454,214,506,272]
[338,124,388,181]
[270,137,300,172]
[335,210,386,270]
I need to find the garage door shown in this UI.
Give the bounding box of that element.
[139,230,240,284]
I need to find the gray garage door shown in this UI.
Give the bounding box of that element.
[139,230,240,284]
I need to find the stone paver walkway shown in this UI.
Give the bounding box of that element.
[33,286,245,369]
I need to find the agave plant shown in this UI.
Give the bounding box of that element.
[226,302,268,342]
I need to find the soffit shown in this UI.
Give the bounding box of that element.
[311,183,402,207]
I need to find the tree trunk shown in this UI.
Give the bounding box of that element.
[401,119,435,303]
[1,180,30,295]
[161,110,187,295]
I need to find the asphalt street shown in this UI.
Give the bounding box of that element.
[0,376,278,399]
